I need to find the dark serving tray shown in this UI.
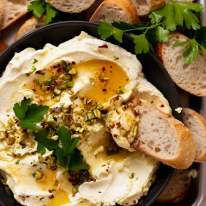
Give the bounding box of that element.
[0,21,184,206]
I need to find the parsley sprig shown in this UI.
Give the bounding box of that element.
[13,98,88,172]
[149,1,202,31]
[174,37,206,64]
[35,126,88,171]
[98,1,205,64]
[13,98,49,131]
[28,0,58,24]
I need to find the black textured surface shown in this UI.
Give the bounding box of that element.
[0,21,180,206]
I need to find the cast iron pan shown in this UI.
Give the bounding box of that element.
[0,21,180,206]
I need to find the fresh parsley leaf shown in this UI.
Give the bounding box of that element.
[35,129,57,151]
[13,99,49,131]
[155,26,169,42]
[98,21,123,43]
[97,22,113,40]
[113,28,124,43]
[58,126,79,156]
[35,126,88,172]
[131,34,150,54]
[150,1,202,31]
[151,3,176,31]
[45,4,58,24]
[28,0,58,24]
[28,0,45,18]
[32,65,37,72]
[149,12,162,25]
[183,10,200,30]
[37,142,46,154]
[13,98,31,120]
[174,38,201,64]
[183,39,199,64]
[69,149,89,171]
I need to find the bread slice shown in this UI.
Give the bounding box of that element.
[135,106,196,169]
[89,0,139,23]
[46,0,96,13]
[2,0,28,30]
[157,170,191,203]
[0,0,5,30]
[157,33,206,96]
[182,108,206,162]
[130,0,165,16]
[15,17,38,41]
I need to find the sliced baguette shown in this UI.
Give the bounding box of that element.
[46,0,96,13]
[135,106,196,169]
[157,33,206,96]
[131,0,165,16]
[182,108,206,162]
[15,17,38,41]
[2,0,28,30]
[157,170,191,203]
[89,0,139,23]
[0,0,5,30]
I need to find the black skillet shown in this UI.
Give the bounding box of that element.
[0,21,181,206]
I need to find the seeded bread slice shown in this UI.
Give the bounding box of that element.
[0,0,5,30]
[46,0,96,13]
[157,170,192,203]
[2,0,28,30]
[182,108,206,162]
[89,0,139,23]
[157,33,206,96]
[135,106,196,169]
[131,0,165,16]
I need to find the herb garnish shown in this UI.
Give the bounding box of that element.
[98,1,205,64]
[13,98,49,131]
[28,0,58,24]
[174,38,206,64]
[13,98,88,172]
[35,126,88,171]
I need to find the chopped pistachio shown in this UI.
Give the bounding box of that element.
[129,172,135,179]
[93,109,101,119]
[50,135,58,141]
[44,79,54,86]
[33,58,38,64]
[54,88,61,95]
[34,79,40,86]
[69,68,77,75]
[118,87,125,94]
[32,65,37,72]
[32,170,44,180]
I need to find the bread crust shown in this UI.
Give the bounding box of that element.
[90,0,139,23]
[157,170,191,203]
[137,106,196,169]
[2,0,28,30]
[0,0,5,30]
[150,0,165,11]
[183,108,206,162]
[15,17,38,41]
[131,0,165,16]
[46,0,96,13]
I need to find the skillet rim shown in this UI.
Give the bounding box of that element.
[0,21,175,206]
